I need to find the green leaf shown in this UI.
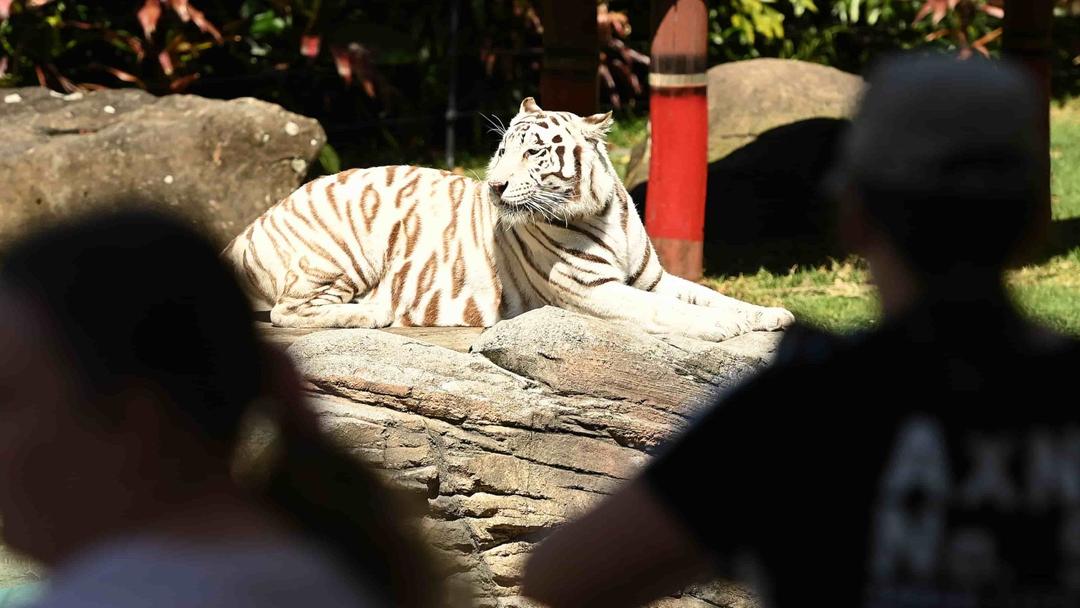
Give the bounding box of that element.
[319,143,341,175]
[250,10,287,38]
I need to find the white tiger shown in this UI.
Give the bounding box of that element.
[223,97,795,341]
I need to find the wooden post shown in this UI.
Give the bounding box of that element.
[645,0,708,280]
[1004,0,1054,230]
[539,1,598,115]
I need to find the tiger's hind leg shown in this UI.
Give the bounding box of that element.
[269,276,393,329]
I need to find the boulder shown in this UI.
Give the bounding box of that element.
[289,306,781,606]
[623,59,864,273]
[625,58,863,191]
[0,87,325,248]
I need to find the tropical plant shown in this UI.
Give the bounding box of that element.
[597,2,650,109]
[1,0,1077,170]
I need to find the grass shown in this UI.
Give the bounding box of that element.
[608,101,1080,335]
[702,259,881,333]
[606,114,649,180]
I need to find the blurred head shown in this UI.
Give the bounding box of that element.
[0,210,264,562]
[827,55,1044,299]
[486,97,617,224]
[0,209,441,607]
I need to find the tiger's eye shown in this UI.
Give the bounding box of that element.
[525,148,542,158]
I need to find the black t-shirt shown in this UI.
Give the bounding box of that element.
[645,299,1080,608]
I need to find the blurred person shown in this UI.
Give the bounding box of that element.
[0,210,440,607]
[522,55,1080,608]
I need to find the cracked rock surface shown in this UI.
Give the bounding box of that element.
[292,306,781,607]
[0,87,324,248]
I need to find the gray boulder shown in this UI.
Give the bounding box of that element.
[0,87,325,248]
[624,58,863,191]
[624,59,864,273]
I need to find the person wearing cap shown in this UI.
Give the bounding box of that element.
[521,55,1080,608]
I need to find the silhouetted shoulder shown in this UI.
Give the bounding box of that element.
[771,322,858,368]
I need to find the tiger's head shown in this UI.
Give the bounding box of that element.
[486,98,617,225]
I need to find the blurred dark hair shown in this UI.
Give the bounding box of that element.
[853,152,1042,277]
[827,54,1045,279]
[0,208,439,607]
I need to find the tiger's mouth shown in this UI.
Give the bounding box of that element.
[491,196,546,225]
[490,184,576,223]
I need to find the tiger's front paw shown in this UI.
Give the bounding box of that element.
[753,306,796,331]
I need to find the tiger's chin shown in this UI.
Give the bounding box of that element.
[493,206,536,227]
[493,197,604,227]
[492,198,560,226]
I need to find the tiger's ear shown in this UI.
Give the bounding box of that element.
[519,97,543,114]
[580,110,614,139]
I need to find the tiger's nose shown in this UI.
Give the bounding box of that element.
[489,181,508,197]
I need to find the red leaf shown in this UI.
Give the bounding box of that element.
[121,35,146,61]
[137,0,162,40]
[102,65,144,86]
[158,50,174,75]
[925,28,950,42]
[914,0,952,25]
[360,77,375,98]
[301,35,321,58]
[47,65,78,93]
[72,21,147,60]
[330,45,352,85]
[979,4,1004,19]
[187,4,222,43]
[932,2,948,25]
[914,1,934,23]
[598,62,616,90]
[0,0,12,19]
[34,65,48,87]
[973,27,1003,47]
[168,0,190,22]
[0,56,8,78]
[169,73,200,92]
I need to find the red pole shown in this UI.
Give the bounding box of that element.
[645,0,708,281]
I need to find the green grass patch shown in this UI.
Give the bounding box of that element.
[703,259,881,333]
[607,114,648,180]
[1052,100,1080,220]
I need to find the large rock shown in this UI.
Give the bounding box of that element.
[624,59,864,273]
[625,58,863,191]
[289,307,782,606]
[0,87,325,248]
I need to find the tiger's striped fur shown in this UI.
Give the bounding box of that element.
[223,98,794,341]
